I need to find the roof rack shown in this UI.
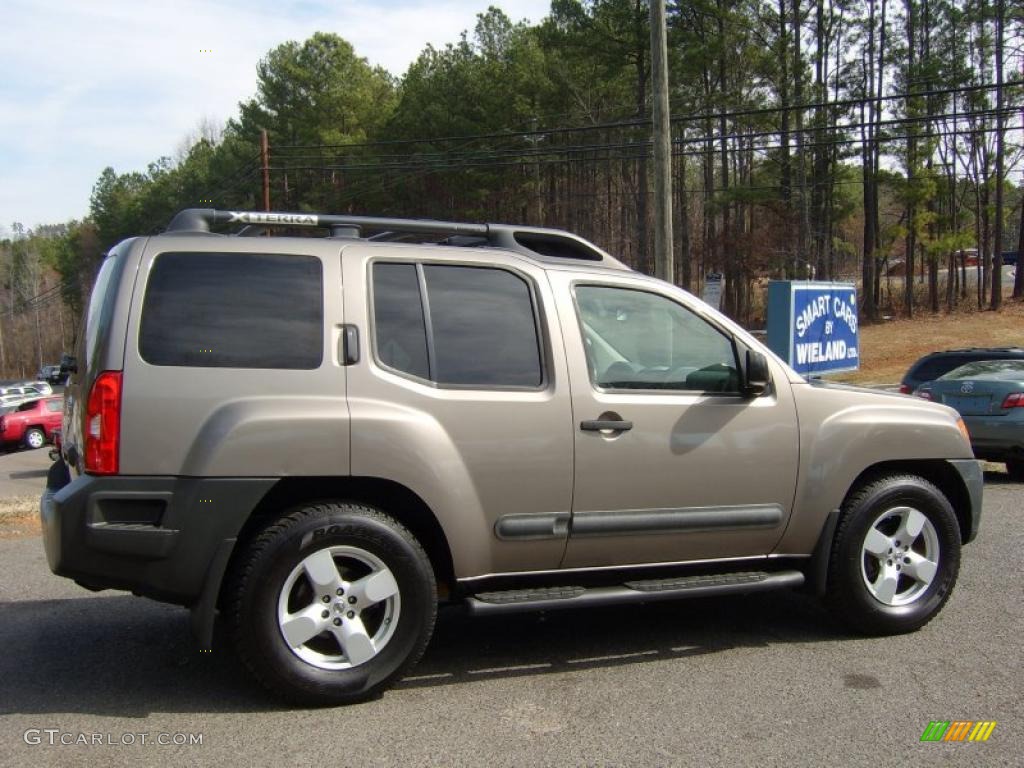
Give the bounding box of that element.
[164,208,628,269]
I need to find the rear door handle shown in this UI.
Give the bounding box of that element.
[580,419,633,432]
[340,324,360,365]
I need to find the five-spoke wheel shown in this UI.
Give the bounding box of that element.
[860,506,939,606]
[277,546,401,670]
[228,502,436,704]
[826,474,960,635]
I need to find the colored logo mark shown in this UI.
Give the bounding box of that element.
[920,721,996,742]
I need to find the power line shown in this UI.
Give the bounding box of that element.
[264,121,1019,175]
[272,80,1024,153]
[266,107,1019,171]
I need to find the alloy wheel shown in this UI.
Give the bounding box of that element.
[860,506,940,607]
[276,545,401,670]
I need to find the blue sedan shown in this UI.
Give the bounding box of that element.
[916,360,1024,480]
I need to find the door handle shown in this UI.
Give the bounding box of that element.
[580,419,633,432]
[340,324,359,365]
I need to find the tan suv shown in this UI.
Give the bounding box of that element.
[41,208,982,704]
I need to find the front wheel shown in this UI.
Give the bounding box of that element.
[825,474,961,635]
[24,428,46,450]
[227,502,436,705]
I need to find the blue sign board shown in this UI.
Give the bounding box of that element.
[766,281,859,375]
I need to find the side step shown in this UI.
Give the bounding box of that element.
[465,570,804,616]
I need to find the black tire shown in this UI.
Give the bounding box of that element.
[227,502,436,705]
[1006,460,1024,482]
[23,428,46,450]
[825,474,961,636]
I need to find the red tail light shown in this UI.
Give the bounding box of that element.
[1000,392,1024,409]
[85,371,122,475]
[899,384,912,394]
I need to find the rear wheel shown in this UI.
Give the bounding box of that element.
[228,502,436,705]
[24,428,45,450]
[1006,460,1024,482]
[825,474,961,635]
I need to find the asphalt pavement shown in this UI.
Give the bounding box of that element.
[0,470,1020,767]
[0,446,52,497]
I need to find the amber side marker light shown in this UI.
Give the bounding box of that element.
[956,417,970,444]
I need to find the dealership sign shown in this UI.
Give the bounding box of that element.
[766,281,860,375]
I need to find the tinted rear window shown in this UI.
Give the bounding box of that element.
[140,252,323,369]
[371,263,543,388]
[912,356,966,382]
[423,265,542,387]
[372,263,430,380]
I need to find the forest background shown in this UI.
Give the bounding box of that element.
[2,0,1021,378]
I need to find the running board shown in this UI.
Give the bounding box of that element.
[464,570,804,616]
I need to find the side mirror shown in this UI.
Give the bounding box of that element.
[743,349,771,397]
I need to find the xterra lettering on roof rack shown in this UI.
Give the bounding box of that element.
[227,212,319,226]
[164,208,630,269]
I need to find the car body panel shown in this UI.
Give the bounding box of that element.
[342,243,574,578]
[546,269,801,569]
[774,380,974,554]
[114,236,351,478]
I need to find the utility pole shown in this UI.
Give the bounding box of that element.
[990,0,1004,309]
[0,313,6,374]
[260,128,271,212]
[650,0,674,283]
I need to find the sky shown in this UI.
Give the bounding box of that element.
[0,0,552,235]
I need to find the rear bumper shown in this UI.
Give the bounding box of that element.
[40,460,274,605]
[964,415,1024,462]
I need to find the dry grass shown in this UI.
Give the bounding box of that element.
[837,300,1024,384]
[0,495,41,538]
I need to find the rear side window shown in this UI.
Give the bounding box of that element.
[45,400,63,413]
[372,263,543,388]
[83,251,124,368]
[912,356,966,382]
[372,263,430,380]
[140,252,323,369]
[424,265,542,387]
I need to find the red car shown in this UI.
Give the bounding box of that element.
[0,397,63,449]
